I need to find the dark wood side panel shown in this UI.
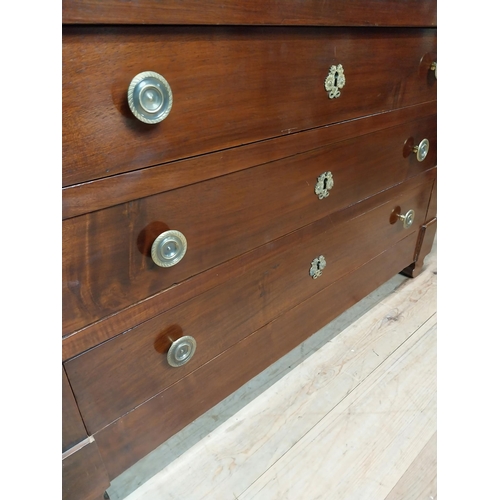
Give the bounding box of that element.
[427,176,438,220]
[94,231,419,480]
[62,440,110,500]
[63,367,88,453]
[401,218,437,278]
[65,170,434,432]
[63,26,436,186]
[416,218,437,267]
[401,173,437,278]
[62,116,436,336]
[63,0,437,27]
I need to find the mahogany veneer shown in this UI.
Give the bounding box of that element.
[63,26,436,186]
[62,2,437,498]
[66,169,435,433]
[63,113,436,335]
[63,0,437,26]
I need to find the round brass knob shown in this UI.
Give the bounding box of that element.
[128,71,173,124]
[151,230,187,267]
[167,336,196,368]
[413,138,430,162]
[398,209,415,229]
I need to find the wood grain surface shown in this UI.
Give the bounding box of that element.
[92,228,422,480]
[62,440,110,500]
[385,432,437,500]
[63,0,437,27]
[106,238,437,500]
[62,367,88,453]
[63,26,436,186]
[62,103,436,220]
[62,117,436,337]
[239,320,437,499]
[65,171,434,433]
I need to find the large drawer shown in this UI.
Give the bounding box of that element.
[62,26,436,186]
[65,169,435,433]
[92,226,424,480]
[62,114,436,335]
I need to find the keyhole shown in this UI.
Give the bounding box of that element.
[333,72,338,87]
[323,178,329,190]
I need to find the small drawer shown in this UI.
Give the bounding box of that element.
[65,170,435,434]
[62,114,436,334]
[62,26,436,186]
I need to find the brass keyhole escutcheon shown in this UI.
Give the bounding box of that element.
[310,255,327,279]
[315,172,334,200]
[324,64,346,99]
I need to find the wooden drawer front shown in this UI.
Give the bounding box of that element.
[62,114,436,335]
[63,26,436,186]
[65,170,434,433]
[93,229,421,480]
[63,0,437,26]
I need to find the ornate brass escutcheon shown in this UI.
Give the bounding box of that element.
[324,64,346,99]
[310,255,327,279]
[315,171,334,199]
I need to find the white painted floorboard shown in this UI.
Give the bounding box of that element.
[110,239,437,500]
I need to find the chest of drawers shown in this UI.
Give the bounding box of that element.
[62,2,437,498]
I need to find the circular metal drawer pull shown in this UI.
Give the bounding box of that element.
[413,138,430,162]
[128,71,173,124]
[315,171,334,199]
[167,335,197,368]
[430,61,437,79]
[151,230,187,267]
[310,255,326,279]
[324,64,345,99]
[398,209,415,229]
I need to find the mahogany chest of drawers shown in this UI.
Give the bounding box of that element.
[62,2,437,498]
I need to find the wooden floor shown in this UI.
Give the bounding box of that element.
[108,239,437,500]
